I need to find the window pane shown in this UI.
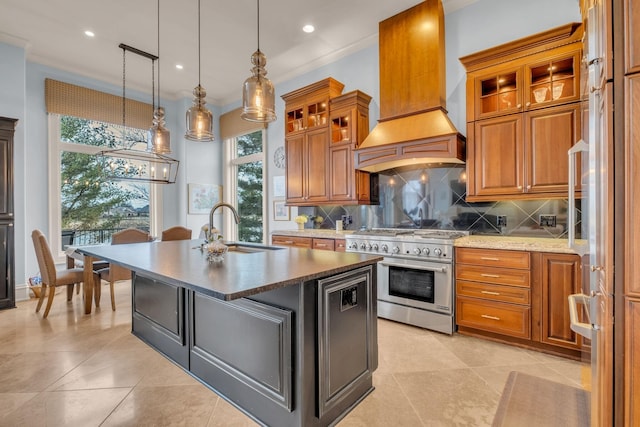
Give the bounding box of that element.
[59,115,151,248]
[236,130,262,157]
[60,115,147,149]
[237,160,263,243]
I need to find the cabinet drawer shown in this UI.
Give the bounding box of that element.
[456,280,530,305]
[456,247,530,269]
[456,264,530,287]
[313,238,335,251]
[456,296,531,339]
[334,239,347,252]
[272,235,312,248]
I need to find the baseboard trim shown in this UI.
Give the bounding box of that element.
[15,283,32,302]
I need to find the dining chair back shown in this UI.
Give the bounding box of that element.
[31,229,84,318]
[161,226,192,241]
[94,228,152,310]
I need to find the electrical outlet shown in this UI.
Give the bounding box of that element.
[539,214,557,227]
[497,215,507,227]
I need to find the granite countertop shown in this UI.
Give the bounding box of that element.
[77,239,381,301]
[454,235,587,254]
[271,229,354,238]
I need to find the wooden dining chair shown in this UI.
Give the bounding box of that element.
[93,228,152,310]
[31,229,84,318]
[161,225,192,241]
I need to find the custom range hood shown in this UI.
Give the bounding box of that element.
[355,0,465,173]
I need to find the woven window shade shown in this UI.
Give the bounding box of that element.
[45,78,153,130]
[220,107,266,140]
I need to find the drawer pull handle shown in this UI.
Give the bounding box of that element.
[284,240,294,244]
[481,314,501,321]
[315,244,327,247]
[480,257,500,261]
[481,290,501,296]
[481,273,501,278]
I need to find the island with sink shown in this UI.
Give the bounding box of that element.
[77,238,382,427]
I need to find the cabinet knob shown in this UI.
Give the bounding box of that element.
[517,185,523,190]
[591,265,603,272]
[526,185,531,190]
[517,104,522,109]
[525,102,531,107]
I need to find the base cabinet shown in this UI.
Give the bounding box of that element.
[272,234,346,252]
[456,247,584,358]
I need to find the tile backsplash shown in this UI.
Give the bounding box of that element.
[299,165,582,239]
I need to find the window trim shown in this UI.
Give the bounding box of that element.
[47,114,161,263]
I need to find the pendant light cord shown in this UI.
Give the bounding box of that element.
[122,48,126,128]
[157,0,161,109]
[257,0,260,51]
[198,0,201,86]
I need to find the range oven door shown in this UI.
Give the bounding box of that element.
[377,258,452,315]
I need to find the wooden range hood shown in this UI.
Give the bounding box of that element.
[355,0,465,173]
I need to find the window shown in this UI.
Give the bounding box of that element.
[223,130,265,243]
[48,114,161,261]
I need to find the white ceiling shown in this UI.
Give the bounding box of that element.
[0,0,477,106]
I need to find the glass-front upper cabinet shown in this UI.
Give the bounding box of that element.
[330,110,351,144]
[285,97,329,135]
[475,69,522,119]
[525,52,580,108]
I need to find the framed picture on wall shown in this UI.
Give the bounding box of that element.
[188,183,221,214]
[274,200,290,221]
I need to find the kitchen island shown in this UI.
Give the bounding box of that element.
[77,239,382,427]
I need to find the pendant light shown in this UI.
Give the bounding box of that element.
[185,0,214,141]
[147,0,171,153]
[241,0,276,123]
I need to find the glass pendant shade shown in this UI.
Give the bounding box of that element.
[185,85,214,141]
[147,107,171,154]
[241,50,276,123]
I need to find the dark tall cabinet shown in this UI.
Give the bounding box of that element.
[0,117,16,310]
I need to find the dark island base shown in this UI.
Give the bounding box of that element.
[131,265,378,427]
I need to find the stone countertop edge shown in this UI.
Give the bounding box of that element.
[76,240,382,302]
[271,229,355,238]
[454,235,588,254]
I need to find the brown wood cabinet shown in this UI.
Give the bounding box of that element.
[461,24,584,202]
[456,248,531,339]
[271,234,346,253]
[282,78,344,206]
[456,247,583,359]
[538,252,583,350]
[329,91,377,204]
[0,117,16,310]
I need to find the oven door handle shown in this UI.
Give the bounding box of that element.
[379,261,448,273]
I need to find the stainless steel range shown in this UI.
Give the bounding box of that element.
[345,228,468,334]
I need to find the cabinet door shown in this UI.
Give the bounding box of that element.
[305,128,329,203]
[525,51,581,109]
[0,129,13,218]
[0,221,14,309]
[474,68,522,119]
[539,253,582,350]
[285,134,305,203]
[329,144,353,202]
[472,115,523,196]
[524,103,581,194]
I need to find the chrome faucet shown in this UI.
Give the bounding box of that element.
[209,202,240,236]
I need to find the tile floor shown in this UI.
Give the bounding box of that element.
[0,284,588,426]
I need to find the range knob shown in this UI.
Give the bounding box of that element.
[434,248,443,256]
[422,248,430,255]
[366,243,372,251]
[372,243,379,251]
[413,248,422,255]
[360,243,367,250]
[348,242,358,250]
[381,244,389,253]
[392,246,400,254]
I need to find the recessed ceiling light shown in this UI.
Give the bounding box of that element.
[302,24,315,33]
[84,30,95,38]
[175,64,184,70]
